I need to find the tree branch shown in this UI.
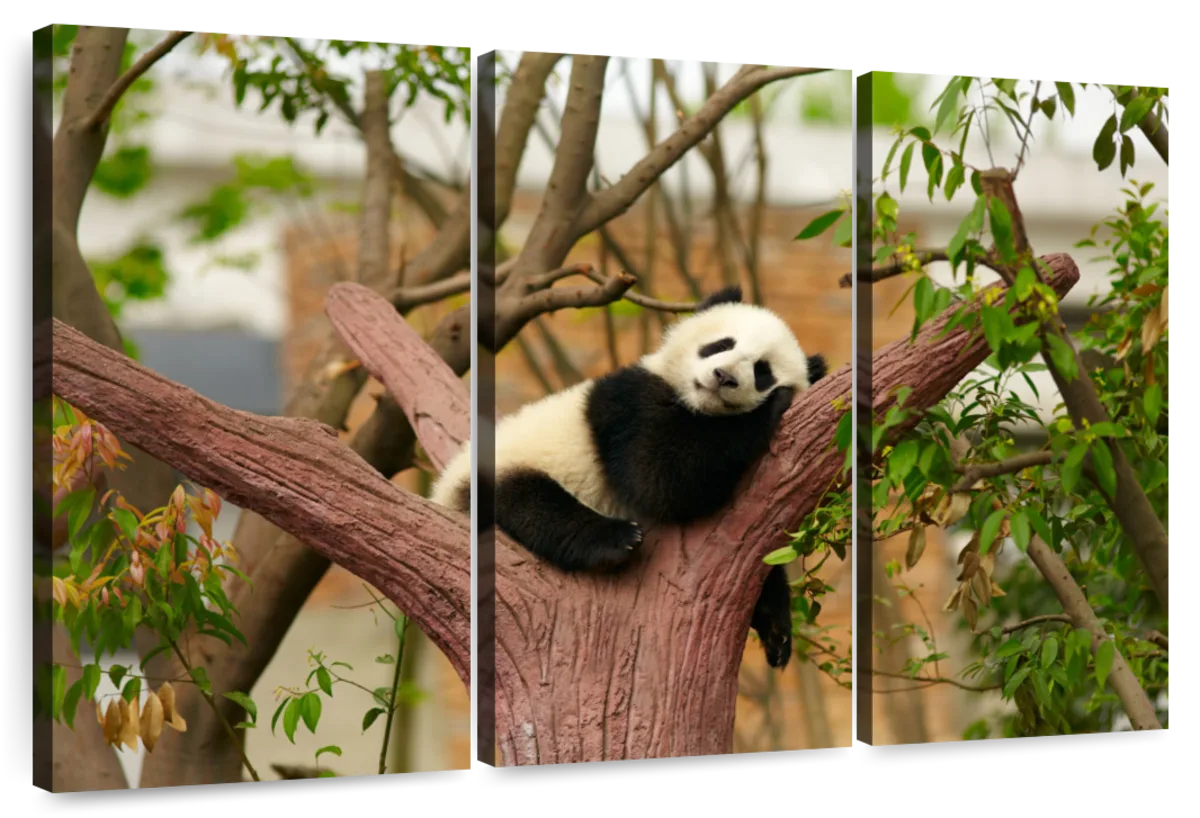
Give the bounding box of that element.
[390,270,470,312]
[50,319,471,685]
[999,613,1072,635]
[577,65,826,235]
[952,450,1056,493]
[1137,109,1168,165]
[982,169,1168,611]
[326,282,468,470]
[356,71,393,290]
[495,52,563,226]
[83,31,192,132]
[843,249,1009,289]
[1025,535,1162,729]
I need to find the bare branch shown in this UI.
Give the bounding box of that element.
[83,31,192,131]
[506,271,636,338]
[577,65,827,234]
[844,249,1010,289]
[999,613,1072,635]
[952,450,1056,493]
[1138,108,1168,165]
[357,71,393,289]
[496,52,563,226]
[871,669,1001,693]
[390,271,470,312]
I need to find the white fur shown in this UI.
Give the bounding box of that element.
[429,303,810,512]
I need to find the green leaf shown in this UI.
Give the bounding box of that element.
[65,488,95,543]
[1093,115,1117,171]
[1095,638,1115,690]
[190,665,212,696]
[1040,636,1059,669]
[1055,82,1075,116]
[1009,510,1031,552]
[763,545,797,566]
[995,639,1025,659]
[1004,666,1031,698]
[944,162,965,200]
[1045,334,1078,382]
[362,707,386,732]
[1143,383,1163,426]
[1119,135,1135,178]
[898,143,915,192]
[82,663,102,700]
[979,508,1007,555]
[316,745,342,760]
[1061,444,1087,494]
[1119,95,1153,133]
[62,679,84,729]
[988,196,1015,261]
[795,209,843,240]
[271,698,290,735]
[283,698,301,743]
[832,213,853,248]
[1090,439,1117,497]
[317,666,334,697]
[111,507,139,544]
[108,665,127,689]
[51,664,67,721]
[222,691,258,724]
[888,439,919,485]
[122,676,141,703]
[934,83,961,134]
[300,692,322,733]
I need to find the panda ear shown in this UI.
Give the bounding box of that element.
[695,286,743,312]
[807,354,828,384]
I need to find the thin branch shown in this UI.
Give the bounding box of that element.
[1012,81,1041,179]
[83,31,192,131]
[169,639,261,782]
[871,669,1001,692]
[1137,108,1169,165]
[390,271,470,312]
[952,450,1056,492]
[999,614,1072,635]
[844,249,1008,289]
[509,272,637,331]
[378,617,409,774]
[578,65,828,235]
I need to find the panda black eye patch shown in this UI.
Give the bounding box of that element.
[698,337,736,358]
[754,360,776,391]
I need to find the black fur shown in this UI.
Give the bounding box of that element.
[751,565,793,668]
[695,285,743,311]
[495,468,644,573]
[699,337,736,358]
[586,366,794,524]
[807,353,827,385]
[753,360,776,392]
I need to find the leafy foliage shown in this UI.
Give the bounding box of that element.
[828,77,1168,736]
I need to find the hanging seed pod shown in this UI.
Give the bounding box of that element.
[102,699,123,746]
[158,682,187,732]
[117,696,140,752]
[905,526,927,570]
[140,691,165,752]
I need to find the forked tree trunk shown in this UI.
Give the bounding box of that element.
[47,258,1079,768]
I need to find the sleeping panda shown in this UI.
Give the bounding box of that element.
[431,285,827,668]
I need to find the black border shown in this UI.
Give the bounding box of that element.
[475,50,498,766]
[853,71,875,746]
[32,24,55,791]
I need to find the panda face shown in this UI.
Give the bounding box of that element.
[641,301,812,416]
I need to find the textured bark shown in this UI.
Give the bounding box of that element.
[50,320,471,684]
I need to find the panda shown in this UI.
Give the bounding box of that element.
[431,285,827,668]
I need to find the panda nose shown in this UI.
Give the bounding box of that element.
[713,368,738,389]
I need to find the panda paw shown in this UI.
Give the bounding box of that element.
[581,518,643,573]
[764,386,796,426]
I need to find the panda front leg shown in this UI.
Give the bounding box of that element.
[495,468,643,573]
[750,564,793,669]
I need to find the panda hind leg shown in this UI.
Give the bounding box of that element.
[495,468,642,574]
[751,565,793,669]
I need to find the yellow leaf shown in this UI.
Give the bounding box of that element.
[905,526,927,570]
[140,692,164,753]
[102,700,123,746]
[159,683,187,732]
[118,697,140,752]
